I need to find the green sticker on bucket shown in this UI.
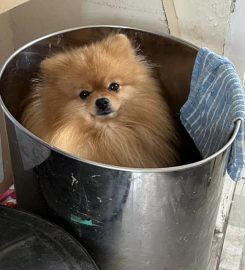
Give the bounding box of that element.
[70,214,98,227]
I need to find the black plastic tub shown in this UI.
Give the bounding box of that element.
[0,206,98,270]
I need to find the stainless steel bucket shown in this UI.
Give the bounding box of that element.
[0,26,240,270]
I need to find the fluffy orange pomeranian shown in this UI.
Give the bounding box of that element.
[21,34,179,168]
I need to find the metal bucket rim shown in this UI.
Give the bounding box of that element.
[0,25,241,173]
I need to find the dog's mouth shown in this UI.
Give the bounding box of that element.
[90,109,118,119]
[97,108,113,116]
[97,110,118,119]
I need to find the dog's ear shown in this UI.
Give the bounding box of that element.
[104,34,135,56]
[40,53,71,80]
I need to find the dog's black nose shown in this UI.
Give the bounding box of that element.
[95,98,110,110]
[95,98,112,115]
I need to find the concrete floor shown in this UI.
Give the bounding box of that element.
[219,177,245,270]
[210,177,245,270]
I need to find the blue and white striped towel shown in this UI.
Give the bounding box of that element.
[180,47,245,181]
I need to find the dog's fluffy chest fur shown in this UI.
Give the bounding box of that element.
[44,114,177,168]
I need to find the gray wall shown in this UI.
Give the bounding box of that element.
[0,0,169,64]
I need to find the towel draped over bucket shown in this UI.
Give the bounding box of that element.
[180,47,245,181]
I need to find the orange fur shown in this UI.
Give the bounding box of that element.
[21,34,179,168]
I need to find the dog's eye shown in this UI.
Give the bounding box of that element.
[108,82,120,92]
[79,90,90,100]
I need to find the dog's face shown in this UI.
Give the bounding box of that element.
[39,34,151,125]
